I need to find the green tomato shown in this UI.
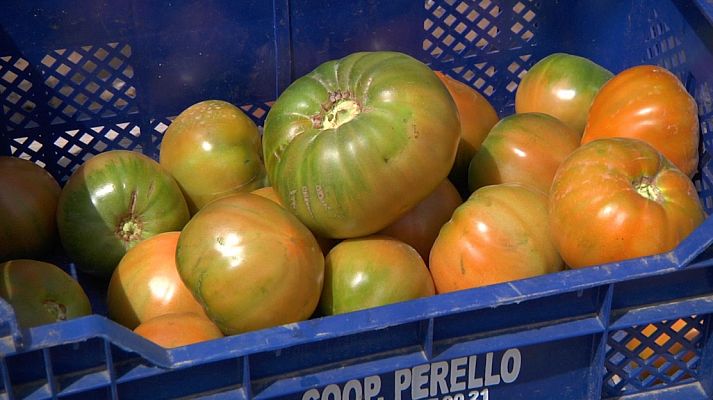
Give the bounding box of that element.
[57,150,190,278]
[262,51,460,239]
[0,259,91,328]
[515,53,613,135]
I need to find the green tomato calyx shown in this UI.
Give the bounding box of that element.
[312,90,361,130]
[44,300,68,321]
[633,175,664,203]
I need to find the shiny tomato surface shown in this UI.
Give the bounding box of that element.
[176,193,324,335]
[263,51,460,238]
[582,65,700,177]
[430,184,563,293]
[549,138,705,268]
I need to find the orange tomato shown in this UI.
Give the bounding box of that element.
[549,138,705,268]
[133,312,223,348]
[467,112,580,194]
[582,65,699,177]
[379,179,462,263]
[434,71,500,188]
[429,184,563,293]
[107,232,207,330]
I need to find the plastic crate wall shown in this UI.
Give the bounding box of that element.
[1,1,713,399]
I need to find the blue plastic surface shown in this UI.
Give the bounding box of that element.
[1,1,713,399]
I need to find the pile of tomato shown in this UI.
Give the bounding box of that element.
[0,50,706,348]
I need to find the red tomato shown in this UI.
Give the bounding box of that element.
[581,65,700,177]
[107,232,207,330]
[0,157,61,262]
[515,53,613,135]
[434,71,500,187]
[468,112,580,194]
[429,184,563,293]
[379,179,462,263]
[133,312,223,348]
[0,259,91,328]
[176,193,324,335]
[549,138,706,268]
[319,235,435,315]
[160,100,267,214]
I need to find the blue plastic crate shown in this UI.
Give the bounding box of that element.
[1,1,713,399]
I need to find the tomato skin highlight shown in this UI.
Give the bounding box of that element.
[262,51,460,239]
[581,65,699,177]
[0,157,61,262]
[160,100,266,214]
[56,150,190,278]
[548,137,706,268]
[515,52,613,135]
[107,231,207,330]
[0,259,91,328]
[175,193,324,335]
[429,184,563,293]
[468,112,580,194]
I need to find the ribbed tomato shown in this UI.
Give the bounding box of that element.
[0,157,61,262]
[434,71,499,188]
[581,65,699,177]
[319,235,435,315]
[160,100,267,214]
[430,184,564,293]
[57,150,190,278]
[549,138,706,268]
[107,231,207,330]
[262,51,460,239]
[515,53,613,135]
[0,259,91,328]
[176,193,324,335]
[468,112,580,194]
[134,312,223,348]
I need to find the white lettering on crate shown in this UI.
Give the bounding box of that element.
[300,348,521,400]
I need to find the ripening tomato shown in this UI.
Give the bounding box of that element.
[581,65,700,177]
[434,71,499,187]
[319,235,435,315]
[549,138,706,268]
[0,157,61,262]
[515,53,613,135]
[0,259,91,328]
[429,184,564,293]
[107,232,207,330]
[160,100,267,214]
[379,179,462,262]
[57,150,190,278]
[176,193,324,335]
[134,312,223,348]
[262,51,460,239]
[468,112,580,194]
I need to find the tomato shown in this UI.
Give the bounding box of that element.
[0,259,91,328]
[57,150,190,278]
[159,100,267,214]
[250,186,339,255]
[429,184,563,293]
[133,312,223,348]
[319,235,435,315]
[434,71,499,188]
[515,53,613,135]
[176,193,324,335]
[581,65,699,177]
[379,179,462,263]
[467,112,580,194]
[0,157,61,262]
[262,51,460,239]
[107,231,207,330]
[549,138,706,268]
